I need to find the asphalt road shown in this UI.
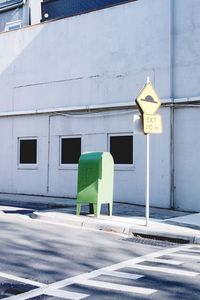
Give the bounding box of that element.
[0,206,199,299]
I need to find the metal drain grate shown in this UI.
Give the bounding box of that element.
[133,233,189,244]
[122,233,189,247]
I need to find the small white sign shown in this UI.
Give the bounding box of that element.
[133,114,143,134]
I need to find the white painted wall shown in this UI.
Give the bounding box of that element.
[174,108,200,212]
[0,0,173,208]
[173,0,200,98]
[0,0,172,113]
[172,0,200,212]
[0,106,170,209]
[0,0,199,211]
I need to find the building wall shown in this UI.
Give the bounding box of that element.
[0,0,172,207]
[0,107,170,209]
[0,0,172,113]
[173,0,200,98]
[0,0,199,211]
[172,0,200,212]
[174,108,200,212]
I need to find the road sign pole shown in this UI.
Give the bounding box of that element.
[135,77,162,226]
[145,76,150,227]
[145,133,150,226]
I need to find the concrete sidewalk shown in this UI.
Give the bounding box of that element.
[32,207,200,245]
[0,193,200,244]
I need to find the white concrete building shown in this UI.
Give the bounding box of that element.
[0,0,199,212]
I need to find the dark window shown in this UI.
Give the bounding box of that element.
[61,137,81,164]
[42,0,137,22]
[0,0,24,13]
[19,139,37,164]
[110,135,133,164]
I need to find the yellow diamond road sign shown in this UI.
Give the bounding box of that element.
[136,82,161,115]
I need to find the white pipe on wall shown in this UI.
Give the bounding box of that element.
[0,97,198,118]
[0,101,135,117]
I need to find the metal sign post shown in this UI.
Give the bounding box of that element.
[146,133,150,226]
[145,77,150,227]
[135,77,162,227]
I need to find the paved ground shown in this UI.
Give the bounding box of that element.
[0,208,199,299]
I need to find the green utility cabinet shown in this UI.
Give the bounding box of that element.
[76,152,114,217]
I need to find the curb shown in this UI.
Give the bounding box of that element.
[31,211,200,245]
[31,211,131,235]
[0,199,75,210]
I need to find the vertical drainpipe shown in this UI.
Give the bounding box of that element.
[46,114,52,193]
[170,0,175,208]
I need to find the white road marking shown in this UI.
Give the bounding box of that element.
[5,244,198,300]
[130,264,199,277]
[45,289,89,299]
[181,248,200,254]
[79,279,157,295]
[102,244,194,272]
[100,270,144,280]
[146,258,183,265]
[168,253,200,260]
[0,272,45,287]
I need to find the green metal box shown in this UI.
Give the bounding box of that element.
[76,152,114,217]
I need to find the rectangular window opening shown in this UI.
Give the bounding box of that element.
[61,137,81,164]
[109,135,133,164]
[19,138,37,165]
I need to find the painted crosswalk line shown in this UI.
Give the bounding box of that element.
[0,271,45,287]
[146,258,183,265]
[168,253,200,260]
[100,270,144,280]
[45,289,89,299]
[79,279,157,295]
[130,264,199,277]
[180,248,200,254]
[4,244,200,300]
